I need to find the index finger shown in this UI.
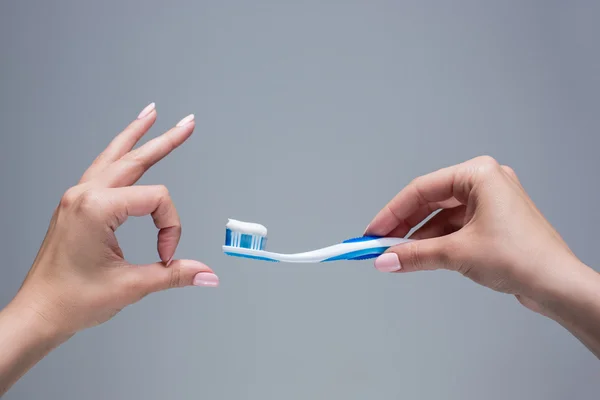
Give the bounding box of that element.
[104,185,181,264]
[80,103,157,183]
[365,156,505,237]
[98,114,195,188]
[365,165,463,237]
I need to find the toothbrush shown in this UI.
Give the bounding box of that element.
[222,219,411,263]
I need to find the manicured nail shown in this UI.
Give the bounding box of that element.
[374,253,401,272]
[137,102,155,119]
[363,224,371,236]
[176,114,194,127]
[193,272,219,287]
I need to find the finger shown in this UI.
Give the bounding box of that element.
[98,114,195,187]
[501,165,521,185]
[365,166,460,237]
[80,103,157,183]
[382,204,439,238]
[407,206,467,240]
[374,235,463,273]
[377,205,426,238]
[405,198,461,227]
[118,259,218,301]
[102,185,181,263]
[384,198,462,238]
[365,156,499,237]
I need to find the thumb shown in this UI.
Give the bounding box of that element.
[374,236,459,273]
[121,259,219,299]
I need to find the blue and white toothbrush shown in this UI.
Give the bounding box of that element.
[222,219,411,263]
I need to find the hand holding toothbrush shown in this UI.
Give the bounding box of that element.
[366,156,600,358]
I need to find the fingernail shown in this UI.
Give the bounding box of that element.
[176,114,194,127]
[363,224,371,236]
[374,253,401,272]
[137,102,155,119]
[165,256,173,267]
[193,272,219,287]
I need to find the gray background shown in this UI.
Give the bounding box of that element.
[1,1,599,399]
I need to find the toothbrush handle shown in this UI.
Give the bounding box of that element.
[327,236,412,261]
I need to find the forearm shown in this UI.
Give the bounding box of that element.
[538,259,600,358]
[0,294,70,396]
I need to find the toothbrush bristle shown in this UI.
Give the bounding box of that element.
[225,228,267,250]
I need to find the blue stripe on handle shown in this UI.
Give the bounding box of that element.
[342,235,382,243]
[322,246,388,261]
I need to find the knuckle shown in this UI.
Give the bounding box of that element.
[407,242,426,271]
[92,152,108,166]
[446,234,479,275]
[168,267,183,289]
[161,134,177,154]
[409,177,428,205]
[502,165,517,178]
[75,190,106,220]
[439,236,463,270]
[410,176,423,188]
[475,155,499,166]
[123,153,149,174]
[156,184,170,199]
[153,186,175,222]
[78,190,98,208]
[59,187,81,209]
[473,155,501,179]
[406,237,462,271]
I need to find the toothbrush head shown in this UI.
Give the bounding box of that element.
[224,218,270,249]
[223,219,279,262]
[224,218,267,250]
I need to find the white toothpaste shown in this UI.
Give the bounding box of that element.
[226,219,268,237]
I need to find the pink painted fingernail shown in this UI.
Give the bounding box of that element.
[193,272,219,287]
[137,102,155,119]
[176,114,194,127]
[363,224,371,235]
[374,253,401,272]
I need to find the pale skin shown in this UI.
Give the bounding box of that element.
[366,156,600,358]
[0,110,599,396]
[0,103,219,395]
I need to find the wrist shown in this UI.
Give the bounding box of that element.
[2,300,73,348]
[0,292,72,395]
[6,288,74,345]
[529,256,600,322]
